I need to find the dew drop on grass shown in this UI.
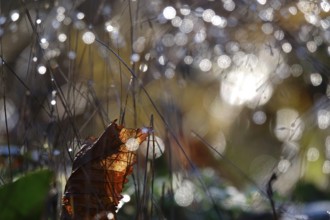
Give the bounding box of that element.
[163,6,176,20]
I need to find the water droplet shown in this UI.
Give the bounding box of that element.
[202,9,215,22]
[257,0,267,5]
[175,32,188,45]
[67,51,76,60]
[58,33,67,42]
[288,6,297,15]
[162,34,174,47]
[179,18,194,33]
[259,8,274,21]
[40,38,49,49]
[306,41,317,53]
[223,1,235,11]
[76,12,85,20]
[10,10,20,22]
[282,42,292,53]
[180,5,191,16]
[211,15,227,27]
[171,16,182,27]
[174,180,194,207]
[56,13,65,22]
[130,53,140,63]
[199,59,212,72]
[82,31,95,44]
[163,6,176,20]
[139,63,148,72]
[307,147,319,162]
[217,55,231,69]
[165,68,175,79]
[184,56,193,65]
[321,1,330,12]
[252,111,267,125]
[310,72,322,86]
[141,136,165,159]
[158,55,165,65]
[38,65,47,74]
[194,30,206,43]
[121,194,131,203]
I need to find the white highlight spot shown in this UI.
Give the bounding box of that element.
[141,127,150,134]
[174,180,194,207]
[212,15,227,27]
[76,12,85,20]
[141,136,165,159]
[252,111,267,125]
[40,38,49,49]
[38,65,47,75]
[180,5,191,16]
[122,194,131,203]
[107,212,115,219]
[126,138,140,151]
[10,11,20,22]
[58,33,67,42]
[282,42,292,53]
[199,59,212,72]
[82,31,95,44]
[307,147,319,162]
[184,56,193,65]
[257,0,267,5]
[131,53,140,63]
[310,72,322,86]
[163,6,176,20]
[217,55,231,69]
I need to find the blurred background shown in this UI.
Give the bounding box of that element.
[0,0,330,219]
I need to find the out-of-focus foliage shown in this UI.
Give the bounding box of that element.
[292,181,330,202]
[0,169,53,219]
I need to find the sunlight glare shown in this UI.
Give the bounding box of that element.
[220,69,272,106]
